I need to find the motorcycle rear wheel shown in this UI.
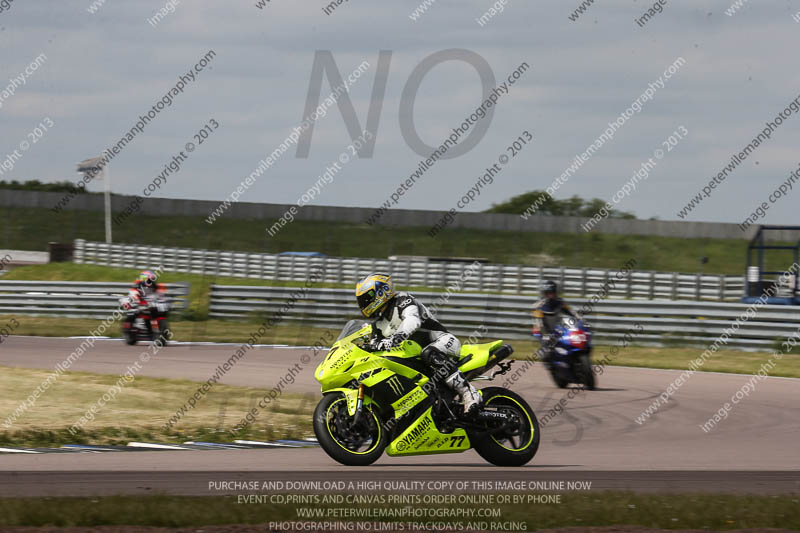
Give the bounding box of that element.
[471,387,540,466]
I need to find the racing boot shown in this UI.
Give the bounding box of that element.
[445,370,483,413]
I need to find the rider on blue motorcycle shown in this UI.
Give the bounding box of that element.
[355,273,483,413]
[532,280,577,362]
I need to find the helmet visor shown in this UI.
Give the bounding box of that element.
[357,289,376,312]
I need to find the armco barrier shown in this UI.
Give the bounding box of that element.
[209,286,800,349]
[0,281,190,318]
[74,239,746,301]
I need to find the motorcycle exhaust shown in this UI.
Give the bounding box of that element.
[465,343,515,381]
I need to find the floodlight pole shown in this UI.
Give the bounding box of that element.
[102,159,112,244]
[76,155,112,244]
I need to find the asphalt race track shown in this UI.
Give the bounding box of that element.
[1,336,799,496]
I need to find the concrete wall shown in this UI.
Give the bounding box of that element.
[0,189,777,241]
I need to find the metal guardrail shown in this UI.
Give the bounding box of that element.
[74,240,746,301]
[209,286,800,349]
[0,281,190,318]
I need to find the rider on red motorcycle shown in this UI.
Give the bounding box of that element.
[124,270,168,328]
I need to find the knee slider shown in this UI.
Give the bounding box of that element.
[421,345,447,368]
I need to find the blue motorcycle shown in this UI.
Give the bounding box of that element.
[534,315,595,390]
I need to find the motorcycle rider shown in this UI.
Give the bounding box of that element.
[355,273,483,413]
[127,270,168,328]
[532,280,577,362]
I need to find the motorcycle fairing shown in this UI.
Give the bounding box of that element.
[324,387,378,416]
[458,340,503,373]
[385,407,470,456]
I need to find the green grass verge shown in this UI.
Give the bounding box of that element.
[509,339,800,378]
[0,492,797,528]
[2,313,339,345]
[0,204,775,274]
[0,365,315,448]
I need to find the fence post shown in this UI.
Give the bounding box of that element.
[696,273,701,301]
[498,263,504,293]
[626,269,632,299]
[671,272,678,300]
[581,267,587,297]
[719,274,725,301]
[74,239,84,264]
[649,271,655,300]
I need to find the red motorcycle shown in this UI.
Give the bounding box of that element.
[119,290,172,346]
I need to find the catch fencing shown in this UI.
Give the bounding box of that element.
[74,240,745,301]
[209,286,800,349]
[0,281,190,318]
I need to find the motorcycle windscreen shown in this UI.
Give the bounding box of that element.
[336,319,370,341]
[561,316,579,329]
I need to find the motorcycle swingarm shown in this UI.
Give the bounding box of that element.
[461,421,515,439]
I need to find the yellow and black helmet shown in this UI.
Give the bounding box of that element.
[355,274,396,317]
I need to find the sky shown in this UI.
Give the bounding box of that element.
[1,0,800,224]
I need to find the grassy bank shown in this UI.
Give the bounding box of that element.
[0,204,764,273]
[2,313,339,346]
[0,365,315,448]
[0,492,797,529]
[508,340,800,378]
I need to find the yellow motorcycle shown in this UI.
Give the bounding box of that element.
[313,320,540,466]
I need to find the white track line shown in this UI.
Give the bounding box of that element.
[127,442,189,450]
[233,440,298,447]
[0,447,39,454]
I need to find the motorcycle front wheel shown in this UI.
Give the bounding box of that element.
[122,323,137,345]
[575,353,596,390]
[547,364,569,388]
[313,392,387,466]
[156,319,171,346]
